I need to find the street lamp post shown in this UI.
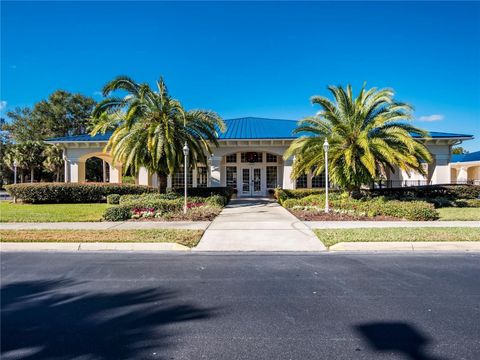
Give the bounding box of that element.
[183,142,189,214]
[13,160,18,185]
[323,138,329,213]
[13,160,18,203]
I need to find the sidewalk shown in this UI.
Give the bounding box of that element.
[0,221,210,230]
[305,220,480,229]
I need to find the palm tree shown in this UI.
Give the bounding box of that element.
[43,144,64,182]
[285,84,432,194]
[91,76,225,191]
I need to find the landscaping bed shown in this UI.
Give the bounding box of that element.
[276,186,480,221]
[0,229,203,248]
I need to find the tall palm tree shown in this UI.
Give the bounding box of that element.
[285,84,432,194]
[43,144,64,182]
[91,76,225,191]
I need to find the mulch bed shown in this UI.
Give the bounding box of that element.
[290,210,400,221]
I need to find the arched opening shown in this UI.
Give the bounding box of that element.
[85,157,110,182]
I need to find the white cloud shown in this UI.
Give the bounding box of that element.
[418,114,444,122]
[0,100,6,111]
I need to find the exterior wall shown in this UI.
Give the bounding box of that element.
[58,138,470,190]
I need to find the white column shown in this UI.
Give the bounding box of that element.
[109,164,122,183]
[209,156,222,187]
[457,166,468,183]
[431,155,451,184]
[167,174,173,188]
[102,160,107,182]
[137,167,152,186]
[282,157,295,189]
[69,160,85,183]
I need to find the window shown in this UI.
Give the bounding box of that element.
[197,166,208,187]
[226,154,237,163]
[266,153,277,163]
[226,166,237,188]
[241,152,263,163]
[311,173,325,188]
[266,166,278,188]
[172,167,193,188]
[296,174,308,188]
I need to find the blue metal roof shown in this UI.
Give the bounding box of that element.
[451,151,480,163]
[46,117,474,142]
[47,132,114,142]
[220,117,298,139]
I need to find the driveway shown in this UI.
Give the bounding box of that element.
[195,198,326,251]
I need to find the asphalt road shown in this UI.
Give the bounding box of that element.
[1,252,479,360]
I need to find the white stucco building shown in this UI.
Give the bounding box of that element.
[47,117,475,197]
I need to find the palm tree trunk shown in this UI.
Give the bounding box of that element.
[56,169,60,182]
[156,172,168,193]
[20,170,24,183]
[30,168,34,183]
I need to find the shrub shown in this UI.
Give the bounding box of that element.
[171,187,234,201]
[205,194,228,207]
[5,182,156,204]
[103,205,132,221]
[106,194,121,205]
[425,197,455,208]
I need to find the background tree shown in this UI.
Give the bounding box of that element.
[452,147,469,155]
[0,118,14,187]
[91,76,225,191]
[43,145,64,182]
[5,91,96,141]
[285,85,432,195]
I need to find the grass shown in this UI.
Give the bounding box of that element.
[0,229,203,248]
[314,227,480,247]
[437,207,480,221]
[0,202,111,222]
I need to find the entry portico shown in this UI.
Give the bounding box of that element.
[47,117,474,196]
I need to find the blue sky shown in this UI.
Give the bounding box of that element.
[1,1,479,150]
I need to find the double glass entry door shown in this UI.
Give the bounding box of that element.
[241,167,263,196]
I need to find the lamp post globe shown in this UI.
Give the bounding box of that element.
[323,139,329,213]
[183,142,189,214]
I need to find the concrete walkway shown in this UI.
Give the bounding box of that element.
[194,198,326,251]
[305,220,480,229]
[0,221,210,230]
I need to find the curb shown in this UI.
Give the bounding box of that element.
[0,242,191,252]
[328,241,480,252]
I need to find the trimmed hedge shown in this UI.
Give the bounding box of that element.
[171,187,234,200]
[5,182,156,204]
[370,184,480,200]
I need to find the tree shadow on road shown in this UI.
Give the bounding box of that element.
[1,278,216,360]
[354,322,447,360]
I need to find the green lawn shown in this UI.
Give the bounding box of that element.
[437,207,480,221]
[314,227,480,247]
[0,202,111,222]
[0,229,203,248]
